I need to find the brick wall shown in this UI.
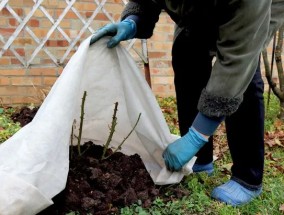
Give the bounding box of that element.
[0,0,177,105]
[0,0,279,105]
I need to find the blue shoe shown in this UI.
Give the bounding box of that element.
[192,162,214,175]
[211,180,262,206]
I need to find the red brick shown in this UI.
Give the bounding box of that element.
[11,58,22,65]
[0,69,26,76]
[148,51,167,59]
[0,77,10,85]
[151,60,172,68]
[15,48,25,56]
[0,96,11,105]
[43,77,57,85]
[58,20,71,28]
[11,77,42,86]
[0,86,19,95]
[58,68,64,75]
[151,68,161,75]
[57,40,69,47]
[0,28,15,35]
[13,38,33,46]
[0,58,10,65]
[64,11,77,19]
[23,0,34,6]
[29,68,57,76]
[40,59,58,65]
[86,12,109,21]
[152,76,174,85]
[3,50,13,57]
[9,18,18,26]
[14,8,24,16]
[0,8,10,16]
[32,29,49,37]
[11,96,39,105]
[46,40,57,47]
[28,19,40,27]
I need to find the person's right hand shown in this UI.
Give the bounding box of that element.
[90,19,137,48]
[162,127,208,171]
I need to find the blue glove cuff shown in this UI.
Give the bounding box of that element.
[125,15,140,25]
[192,112,225,136]
[190,127,208,142]
[122,19,137,39]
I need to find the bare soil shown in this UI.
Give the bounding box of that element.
[11,107,189,215]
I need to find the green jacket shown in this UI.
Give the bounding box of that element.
[122,0,284,117]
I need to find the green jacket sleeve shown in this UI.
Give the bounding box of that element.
[121,0,162,38]
[264,0,284,48]
[198,0,271,117]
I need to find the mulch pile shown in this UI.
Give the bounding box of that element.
[11,106,39,127]
[11,106,189,215]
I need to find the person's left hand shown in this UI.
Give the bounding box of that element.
[90,19,137,48]
[162,127,208,171]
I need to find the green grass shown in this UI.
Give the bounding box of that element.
[264,92,281,131]
[0,93,283,214]
[119,93,284,215]
[0,107,21,143]
[119,158,284,215]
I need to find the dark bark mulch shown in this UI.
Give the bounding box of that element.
[11,106,39,127]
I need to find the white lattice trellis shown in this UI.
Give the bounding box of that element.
[0,0,151,85]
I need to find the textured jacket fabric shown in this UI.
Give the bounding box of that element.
[121,0,284,118]
[265,1,284,48]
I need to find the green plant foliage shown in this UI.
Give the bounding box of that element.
[156,96,179,135]
[264,92,281,131]
[65,212,80,215]
[0,108,21,143]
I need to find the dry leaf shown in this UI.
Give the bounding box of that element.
[274,119,284,129]
[275,138,284,147]
[279,204,284,212]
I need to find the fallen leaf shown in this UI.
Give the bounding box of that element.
[275,165,284,174]
[275,138,284,147]
[279,204,284,212]
[274,119,284,129]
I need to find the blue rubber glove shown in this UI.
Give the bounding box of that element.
[162,127,208,171]
[90,19,137,48]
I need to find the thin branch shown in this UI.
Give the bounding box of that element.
[104,113,141,160]
[78,91,87,156]
[101,102,118,160]
[275,26,284,95]
[70,120,75,159]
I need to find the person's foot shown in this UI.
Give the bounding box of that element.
[211,180,262,206]
[192,162,214,175]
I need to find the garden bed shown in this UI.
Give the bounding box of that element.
[11,107,188,215]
